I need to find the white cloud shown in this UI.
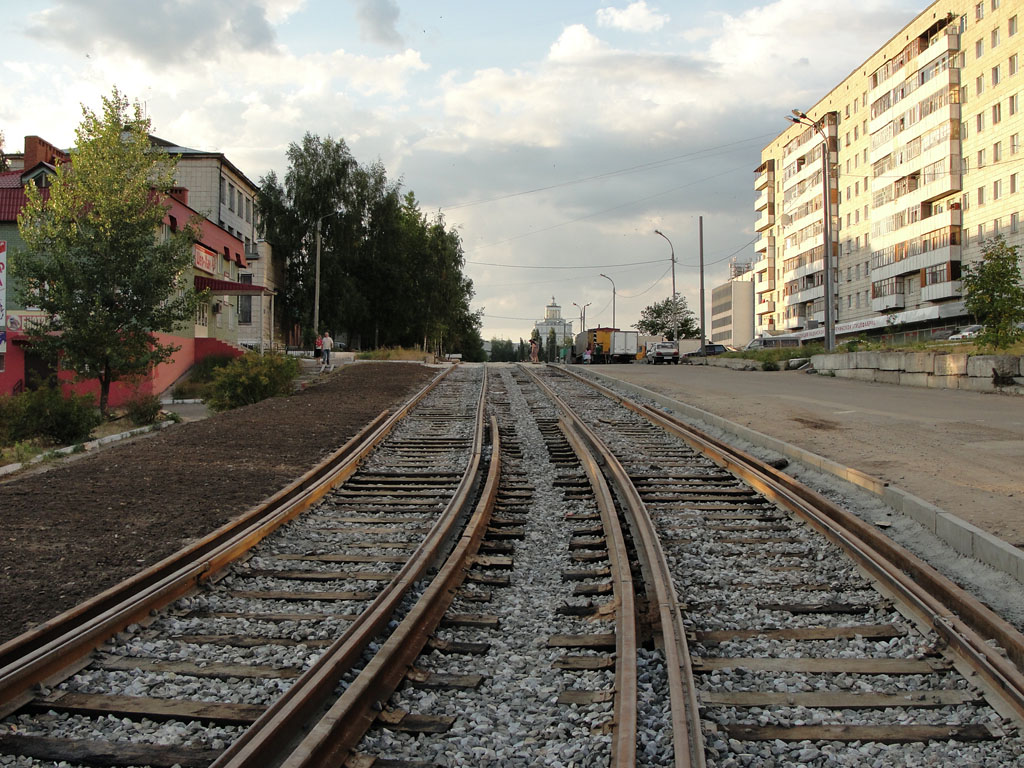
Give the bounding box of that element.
[352,0,404,46]
[596,2,669,33]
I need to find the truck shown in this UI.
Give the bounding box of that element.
[573,328,638,364]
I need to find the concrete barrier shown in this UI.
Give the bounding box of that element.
[811,351,1023,394]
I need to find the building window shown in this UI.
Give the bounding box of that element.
[978,186,985,205]
[978,149,986,167]
[1011,94,1020,116]
[238,274,253,324]
[993,102,1002,124]
[976,74,985,94]
[245,198,252,223]
[976,39,984,59]
[992,0,1000,10]
[977,112,985,132]
[994,141,1003,162]
[1012,212,1019,232]
[993,179,1002,200]
[992,65,1003,86]
[1011,54,1019,76]
[228,183,236,212]
[1010,15,1018,36]
[992,28,1001,48]
[1013,134,1021,154]
[976,2,985,21]
[961,14,969,33]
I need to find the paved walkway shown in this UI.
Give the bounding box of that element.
[586,362,1024,550]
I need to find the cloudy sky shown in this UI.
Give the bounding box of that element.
[1,0,927,342]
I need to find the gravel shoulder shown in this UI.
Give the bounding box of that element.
[0,362,438,646]
[588,362,1024,549]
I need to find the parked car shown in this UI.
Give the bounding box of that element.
[948,324,983,340]
[645,341,679,364]
[683,343,729,359]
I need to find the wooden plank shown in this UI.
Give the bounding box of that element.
[568,537,606,550]
[562,567,611,581]
[274,553,408,564]
[186,611,357,622]
[721,723,996,743]
[574,582,613,596]
[377,709,455,734]
[406,668,484,690]
[696,624,904,644]
[427,638,490,655]
[553,655,615,670]
[0,733,219,768]
[468,555,514,568]
[700,690,982,708]
[547,634,617,650]
[557,690,614,705]
[466,573,511,587]
[227,590,377,601]
[441,614,500,629]
[240,569,394,582]
[571,550,608,562]
[693,657,946,674]
[756,602,874,614]
[93,653,302,679]
[30,691,264,725]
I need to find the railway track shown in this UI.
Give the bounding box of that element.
[1,361,1023,766]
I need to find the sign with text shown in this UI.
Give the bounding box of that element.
[0,241,6,355]
[194,244,217,274]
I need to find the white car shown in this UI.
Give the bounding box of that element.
[948,324,983,340]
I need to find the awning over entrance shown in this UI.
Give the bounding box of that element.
[194,276,270,296]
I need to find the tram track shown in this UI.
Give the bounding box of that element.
[2,361,1023,766]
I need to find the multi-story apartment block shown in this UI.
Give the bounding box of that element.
[711,260,755,348]
[756,1,1024,343]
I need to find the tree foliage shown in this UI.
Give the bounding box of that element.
[633,295,699,340]
[257,134,482,357]
[14,88,199,415]
[961,236,1024,350]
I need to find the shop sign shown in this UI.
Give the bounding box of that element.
[194,244,217,274]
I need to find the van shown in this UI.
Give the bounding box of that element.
[744,335,802,350]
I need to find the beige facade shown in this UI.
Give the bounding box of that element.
[712,266,755,347]
[756,1,1024,343]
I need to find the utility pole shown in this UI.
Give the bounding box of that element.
[699,216,706,360]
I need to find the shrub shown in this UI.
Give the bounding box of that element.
[206,352,300,411]
[761,360,780,371]
[125,392,163,426]
[0,386,100,446]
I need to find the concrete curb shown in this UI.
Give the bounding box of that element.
[586,369,1024,586]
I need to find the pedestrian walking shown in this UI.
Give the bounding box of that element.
[321,331,334,372]
[314,333,323,360]
[530,338,539,364]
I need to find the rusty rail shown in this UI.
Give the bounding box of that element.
[560,365,1024,726]
[211,372,490,768]
[0,366,454,718]
[526,366,704,768]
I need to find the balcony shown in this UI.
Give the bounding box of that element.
[755,209,775,232]
[782,314,806,330]
[921,279,962,302]
[756,299,776,314]
[789,283,824,305]
[755,278,776,295]
[755,188,774,213]
[872,293,905,312]
[754,161,774,191]
[872,244,959,282]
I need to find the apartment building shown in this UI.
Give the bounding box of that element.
[755,0,1024,343]
[710,260,755,348]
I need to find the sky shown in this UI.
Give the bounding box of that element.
[1,0,929,343]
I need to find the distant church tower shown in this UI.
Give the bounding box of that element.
[535,296,573,342]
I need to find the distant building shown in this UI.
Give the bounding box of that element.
[711,263,755,348]
[534,296,574,344]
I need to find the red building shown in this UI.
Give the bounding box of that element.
[1,136,267,406]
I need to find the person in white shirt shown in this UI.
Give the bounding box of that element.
[321,331,334,371]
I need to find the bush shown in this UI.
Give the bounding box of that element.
[124,392,162,426]
[171,354,236,401]
[762,360,780,371]
[206,352,300,411]
[0,386,100,446]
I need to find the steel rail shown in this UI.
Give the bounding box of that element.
[0,366,454,718]
[212,372,490,768]
[558,365,1024,726]
[525,366,704,768]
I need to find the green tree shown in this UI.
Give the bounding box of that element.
[961,236,1024,350]
[633,295,699,340]
[14,88,199,416]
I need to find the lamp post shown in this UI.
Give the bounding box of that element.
[653,229,677,341]
[313,209,343,341]
[572,301,591,335]
[786,109,836,351]
[599,273,616,330]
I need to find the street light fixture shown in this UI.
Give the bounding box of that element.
[313,209,343,341]
[786,109,836,351]
[599,273,616,330]
[572,301,591,334]
[653,229,678,341]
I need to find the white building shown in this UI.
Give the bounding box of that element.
[534,296,574,344]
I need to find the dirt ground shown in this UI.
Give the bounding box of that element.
[591,363,1024,549]
[0,362,437,647]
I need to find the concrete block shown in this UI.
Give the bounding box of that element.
[812,353,851,370]
[885,487,937,532]
[854,351,880,369]
[966,354,1018,378]
[898,372,930,387]
[972,533,1024,583]
[902,352,934,373]
[833,368,876,381]
[877,352,904,371]
[927,375,960,390]
[933,353,968,375]
[873,370,901,384]
[959,376,997,392]
[936,512,974,557]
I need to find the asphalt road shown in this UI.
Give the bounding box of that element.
[587,361,1024,550]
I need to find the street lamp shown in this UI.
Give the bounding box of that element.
[572,301,591,334]
[599,273,616,329]
[313,209,343,340]
[653,229,677,341]
[786,109,836,351]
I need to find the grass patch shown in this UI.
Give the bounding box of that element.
[357,347,432,361]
